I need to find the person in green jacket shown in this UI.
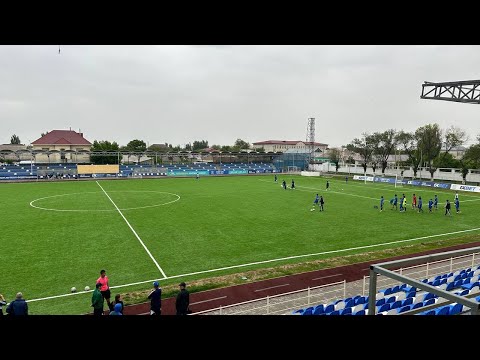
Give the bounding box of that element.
[91,282,104,316]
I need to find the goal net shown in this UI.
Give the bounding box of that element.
[395,174,404,188]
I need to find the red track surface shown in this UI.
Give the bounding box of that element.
[120,241,480,315]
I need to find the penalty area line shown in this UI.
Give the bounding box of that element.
[96,181,167,278]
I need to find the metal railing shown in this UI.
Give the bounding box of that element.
[192,251,480,315]
[193,280,346,315]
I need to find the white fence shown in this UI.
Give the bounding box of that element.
[310,164,480,183]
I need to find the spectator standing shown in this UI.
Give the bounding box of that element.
[112,294,124,314]
[0,293,6,316]
[109,303,123,316]
[6,292,28,316]
[91,282,104,316]
[176,282,190,315]
[97,269,113,311]
[148,281,162,315]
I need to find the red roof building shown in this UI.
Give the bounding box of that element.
[31,130,92,163]
[32,130,92,146]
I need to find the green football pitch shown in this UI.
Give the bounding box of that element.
[1,174,479,314]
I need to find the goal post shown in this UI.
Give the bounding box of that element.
[395,174,404,188]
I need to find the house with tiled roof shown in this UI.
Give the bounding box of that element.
[31,130,92,163]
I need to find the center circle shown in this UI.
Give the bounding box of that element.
[29,191,181,212]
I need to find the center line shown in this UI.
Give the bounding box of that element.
[96,181,167,278]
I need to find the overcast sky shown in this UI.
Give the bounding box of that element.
[0,45,479,148]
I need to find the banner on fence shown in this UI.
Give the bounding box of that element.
[450,184,480,193]
[353,175,453,189]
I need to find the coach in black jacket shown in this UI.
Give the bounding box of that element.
[176,282,190,315]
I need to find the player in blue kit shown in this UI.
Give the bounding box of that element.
[417,196,423,213]
[428,198,433,212]
[454,198,460,213]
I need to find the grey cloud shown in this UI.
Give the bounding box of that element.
[0,45,479,148]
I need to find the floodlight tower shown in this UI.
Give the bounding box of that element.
[306,117,315,166]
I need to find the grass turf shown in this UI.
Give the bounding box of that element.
[1,174,479,314]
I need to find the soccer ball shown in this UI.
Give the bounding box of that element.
[84,286,90,292]
[71,287,77,293]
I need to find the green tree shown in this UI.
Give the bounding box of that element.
[346,133,373,173]
[371,129,397,174]
[126,139,147,152]
[10,134,21,144]
[433,152,460,169]
[441,126,467,160]
[192,140,209,151]
[416,124,442,179]
[458,140,480,183]
[90,140,120,164]
[396,130,421,178]
[211,144,221,150]
[220,145,233,152]
[148,143,169,153]
[328,148,341,172]
[234,138,250,150]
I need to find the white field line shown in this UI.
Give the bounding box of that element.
[259,179,378,200]
[96,181,167,278]
[263,178,480,202]
[29,190,180,212]
[27,226,480,304]
[291,175,480,199]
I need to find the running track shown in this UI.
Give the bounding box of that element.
[120,240,480,315]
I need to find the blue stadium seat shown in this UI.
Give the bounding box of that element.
[423,298,436,306]
[449,303,463,315]
[401,297,414,307]
[398,305,411,313]
[386,296,396,304]
[378,304,391,313]
[405,291,416,299]
[341,308,352,316]
[313,305,325,315]
[302,307,314,315]
[324,304,335,314]
[412,302,423,309]
[435,306,450,316]
[391,301,402,310]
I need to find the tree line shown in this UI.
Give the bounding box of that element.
[328,124,480,181]
[89,138,255,164]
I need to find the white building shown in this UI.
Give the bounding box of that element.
[252,140,328,153]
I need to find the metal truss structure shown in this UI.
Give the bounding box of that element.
[421,80,480,104]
